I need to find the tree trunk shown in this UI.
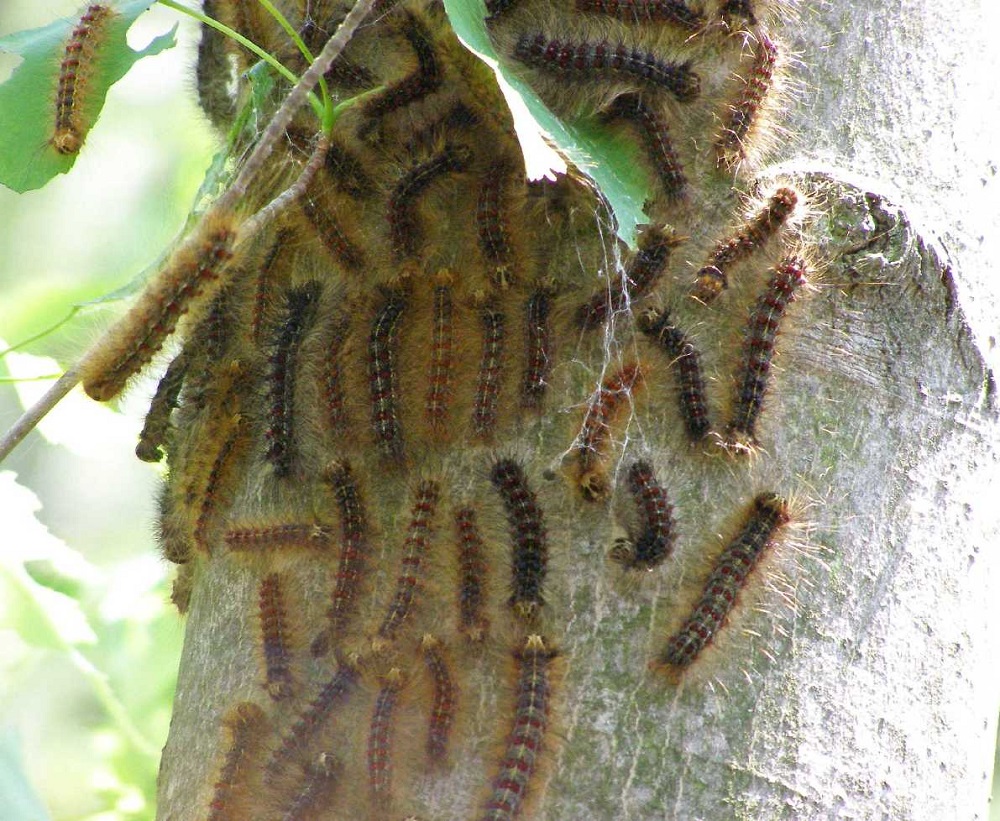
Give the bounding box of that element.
[154,1,999,820]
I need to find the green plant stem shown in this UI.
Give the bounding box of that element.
[256,0,332,113]
[0,307,82,358]
[0,375,62,383]
[155,0,324,120]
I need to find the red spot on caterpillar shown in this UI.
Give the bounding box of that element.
[600,95,686,201]
[301,196,364,271]
[389,144,472,258]
[480,635,558,821]
[274,754,342,821]
[610,460,676,570]
[368,668,404,811]
[656,493,790,673]
[577,226,679,329]
[490,459,548,619]
[521,290,552,409]
[322,314,350,433]
[266,661,360,782]
[717,31,778,167]
[477,162,517,289]
[426,275,454,432]
[206,702,266,821]
[376,480,441,644]
[258,573,294,700]
[454,507,489,641]
[362,10,441,122]
[266,282,320,478]
[727,255,806,447]
[225,523,334,552]
[53,4,114,155]
[136,350,189,462]
[368,290,408,459]
[81,214,237,402]
[312,461,369,657]
[575,363,644,501]
[472,308,506,437]
[693,187,797,303]
[513,35,700,102]
[637,308,711,439]
[421,635,457,764]
[574,0,705,29]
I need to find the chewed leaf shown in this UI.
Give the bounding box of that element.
[0,0,176,193]
[443,0,649,246]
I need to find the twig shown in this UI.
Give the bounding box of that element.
[217,0,376,210]
[0,366,80,463]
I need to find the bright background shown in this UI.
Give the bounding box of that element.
[0,3,214,818]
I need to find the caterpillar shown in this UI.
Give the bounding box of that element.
[81,214,237,402]
[258,573,294,700]
[480,635,558,821]
[716,31,778,167]
[575,362,643,501]
[692,187,797,303]
[577,226,678,329]
[312,461,369,656]
[300,196,365,272]
[727,255,807,446]
[610,460,676,570]
[477,161,518,290]
[426,276,454,432]
[368,291,408,458]
[206,702,266,821]
[52,4,115,155]
[454,507,489,641]
[657,493,790,672]
[421,635,457,763]
[265,282,321,478]
[388,145,472,258]
[225,523,334,553]
[273,755,342,821]
[362,9,442,122]
[599,94,687,201]
[513,35,701,102]
[521,290,552,409]
[472,308,506,437]
[637,308,712,439]
[490,458,548,619]
[368,669,404,810]
[266,662,360,782]
[376,480,441,644]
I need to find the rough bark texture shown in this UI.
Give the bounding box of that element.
[154,1,999,820]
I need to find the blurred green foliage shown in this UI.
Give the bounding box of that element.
[0,2,216,818]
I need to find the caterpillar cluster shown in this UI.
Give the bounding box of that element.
[75,0,820,816]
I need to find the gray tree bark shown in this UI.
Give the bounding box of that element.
[156,1,1000,820]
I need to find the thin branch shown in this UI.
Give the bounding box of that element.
[217,0,377,210]
[239,133,330,240]
[0,366,80,463]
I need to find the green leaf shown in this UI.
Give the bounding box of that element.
[443,0,650,246]
[0,0,176,193]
